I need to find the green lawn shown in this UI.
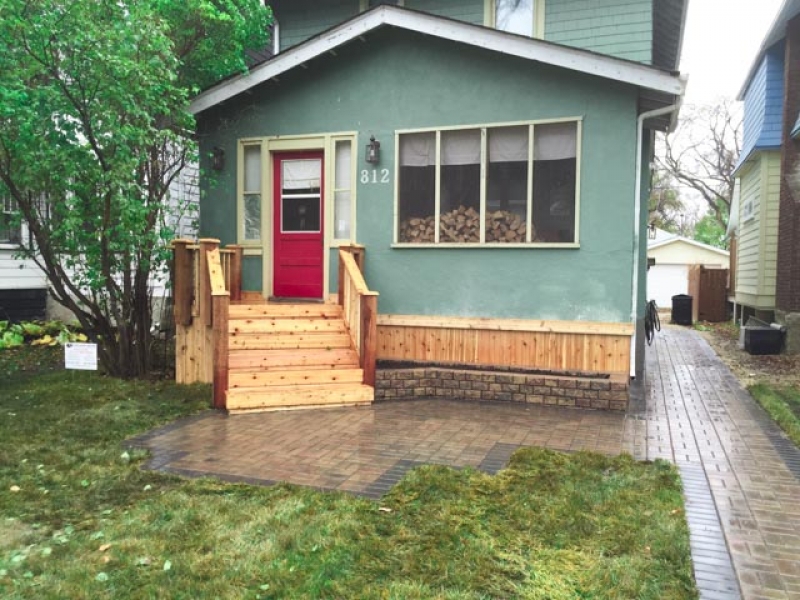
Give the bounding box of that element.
[0,347,697,599]
[749,383,800,448]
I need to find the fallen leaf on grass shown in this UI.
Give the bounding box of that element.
[135,557,152,567]
[98,544,112,553]
[10,485,20,492]
[378,507,392,513]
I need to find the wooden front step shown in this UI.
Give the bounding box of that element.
[226,383,374,412]
[223,302,371,413]
[229,304,342,319]
[229,348,360,371]
[230,367,364,388]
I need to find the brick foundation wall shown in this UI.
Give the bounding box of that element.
[375,368,629,411]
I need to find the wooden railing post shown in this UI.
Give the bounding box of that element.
[172,239,194,326]
[198,238,220,327]
[360,293,378,386]
[338,250,346,307]
[212,293,230,410]
[227,244,243,302]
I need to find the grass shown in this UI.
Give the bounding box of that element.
[749,383,800,448]
[1,347,697,599]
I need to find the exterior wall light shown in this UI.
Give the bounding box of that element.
[366,136,381,164]
[212,147,225,171]
[647,223,657,240]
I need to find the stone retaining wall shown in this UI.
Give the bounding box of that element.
[375,368,629,411]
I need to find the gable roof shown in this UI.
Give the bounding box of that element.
[190,5,685,116]
[647,235,730,258]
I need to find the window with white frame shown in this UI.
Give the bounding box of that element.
[0,196,21,245]
[333,139,354,240]
[241,144,262,243]
[396,119,580,245]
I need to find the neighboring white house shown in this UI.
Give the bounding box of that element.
[647,229,730,308]
[0,166,198,322]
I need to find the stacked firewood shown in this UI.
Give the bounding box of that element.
[439,205,480,243]
[485,210,530,243]
[399,206,532,243]
[398,215,436,243]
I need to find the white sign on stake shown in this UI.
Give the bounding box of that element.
[64,342,98,371]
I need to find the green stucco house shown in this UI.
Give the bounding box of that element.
[187,0,687,409]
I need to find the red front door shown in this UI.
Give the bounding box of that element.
[273,152,324,298]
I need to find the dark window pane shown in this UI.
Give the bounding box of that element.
[532,158,576,243]
[440,129,480,243]
[398,131,436,243]
[282,197,320,232]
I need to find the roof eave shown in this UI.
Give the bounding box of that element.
[190,5,685,115]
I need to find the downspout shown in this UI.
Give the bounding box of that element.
[631,99,682,377]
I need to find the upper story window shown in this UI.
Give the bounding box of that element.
[0,196,21,245]
[361,0,403,9]
[488,0,544,39]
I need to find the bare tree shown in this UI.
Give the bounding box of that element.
[657,101,742,229]
[648,169,687,234]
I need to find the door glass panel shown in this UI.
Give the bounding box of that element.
[282,159,321,193]
[281,158,321,233]
[282,197,320,232]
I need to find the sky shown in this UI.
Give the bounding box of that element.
[680,0,784,105]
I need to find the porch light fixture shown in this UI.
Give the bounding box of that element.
[647,223,657,240]
[212,147,225,171]
[366,136,381,164]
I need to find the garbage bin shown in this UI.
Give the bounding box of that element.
[671,294,693,326]
[743,317,784,355]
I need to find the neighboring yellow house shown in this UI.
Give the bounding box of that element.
[730,152,782,318]
[647,229,730,308]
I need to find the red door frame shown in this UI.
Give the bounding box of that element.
[272,151,325,299]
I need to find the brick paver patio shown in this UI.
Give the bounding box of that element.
[130,326,800,600]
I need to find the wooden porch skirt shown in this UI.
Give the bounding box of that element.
[177,313,634,386]
[376,315,633,377]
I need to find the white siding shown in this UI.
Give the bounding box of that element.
[0,247,47,291]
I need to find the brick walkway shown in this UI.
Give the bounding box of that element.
[643,327,800,600]
[129,326,800,599]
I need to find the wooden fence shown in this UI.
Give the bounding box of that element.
[688,265,729,323]
[172,239,242,401]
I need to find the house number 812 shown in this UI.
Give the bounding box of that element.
[361,169,390,184]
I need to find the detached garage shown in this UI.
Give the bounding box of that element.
[647,230,730,308]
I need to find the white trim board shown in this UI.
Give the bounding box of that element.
[190,5,685,115]
[647,236,730,257]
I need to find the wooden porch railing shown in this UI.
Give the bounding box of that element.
[338,245,379,386]
[171,239,242,401]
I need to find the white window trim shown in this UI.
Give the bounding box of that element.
[484,0,545,39]
[393,116,582,249]
[0,196,22,247]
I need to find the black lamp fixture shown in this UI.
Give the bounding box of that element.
[366,136,381,164]
[647,223,657,240]
[212,147,225,171]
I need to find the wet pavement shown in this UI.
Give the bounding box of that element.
[129,326,800,599]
